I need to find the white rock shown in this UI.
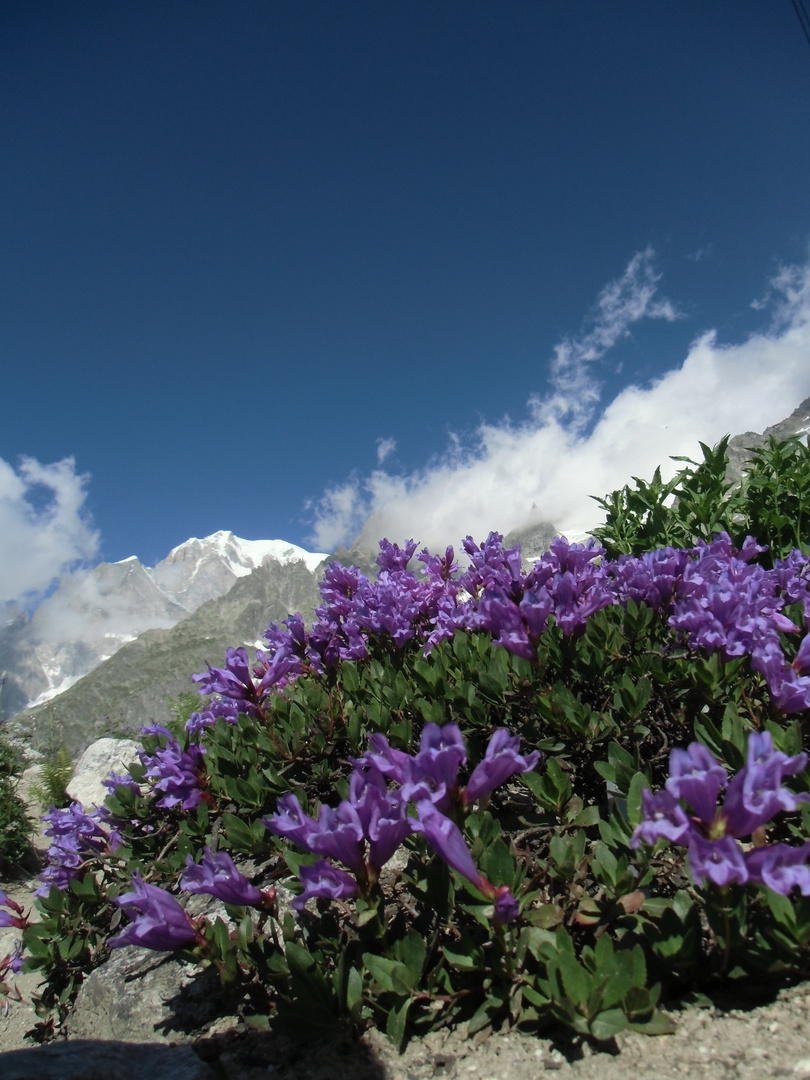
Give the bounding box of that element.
[66,737,140,810]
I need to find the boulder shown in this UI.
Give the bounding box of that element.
[66,738,140,811]
[67,945,233,1044]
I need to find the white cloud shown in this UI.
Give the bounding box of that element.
[0,456,100,607]
[308,252,810,554]
[687,244,715,263]
[530,247,680,431]
[376,437,397,464]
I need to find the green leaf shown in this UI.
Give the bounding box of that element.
[394,929,426,979]
[556,952,590,1008]
[630,1011,677,1036]
[590,1008,629,1041]
[415,697,445,724]
[483,838,514,887]
[386,996,413,1050]
[346,965,364,1017]
[340,662,361,693]
[222,813,258,852]
[363,954,416,995]
[212,916,231,958]
[626,771,648,827]
[285,941,335,1015]
[442,945,482,972]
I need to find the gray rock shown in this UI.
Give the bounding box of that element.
[67,946,235,1044]
[67,738,140,810]
[0,1040,215,1080]
[727,394,810,483]
[504,518,558,565]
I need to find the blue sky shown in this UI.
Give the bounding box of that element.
[2,1,810,606]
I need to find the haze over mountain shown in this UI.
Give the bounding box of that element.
[0,532,325,720]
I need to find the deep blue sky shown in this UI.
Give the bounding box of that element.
[2,1,810,580]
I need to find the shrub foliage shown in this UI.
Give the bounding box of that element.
[5,435,810,1049]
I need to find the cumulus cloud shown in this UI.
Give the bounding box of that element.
[308,251,810,554]
[0,456,100,607]
[376,437,397,464]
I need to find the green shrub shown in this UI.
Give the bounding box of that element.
[591,433,810,563]
[29,746,73,811]
[13,434,810,1047]
[0,726,33,871]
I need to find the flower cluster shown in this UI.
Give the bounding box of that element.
[180,846,276,909]
[109,871,203,951]
[137,725,207,810]
[632,732,810,892]
[192,533,810,729]
[265,723,540,922]
[36,802,117,895]
[108,850,276,953]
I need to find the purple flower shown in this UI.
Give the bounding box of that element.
[310,801,366,874]
[109,871,201,952]
[138,727,206,811]
[36,802,112,895]
[293,861,359,910]
[746,840,810,895]
[417,544,459,585]
[634,732,810,895]
[180,847,265,907]
[721,731,809,837]
[348,768,410,872]
[101,771,141,797]
[687,833,750,888]
[411,723,467,807]
[464,728,541,805]
[610,546,691,612]
[264,793,321,850]
[266,772,409,886]
[0,942,25,981]
[476,586,540,661]
[0,890,30,929]
[353,724,541,818]
[411,801,518,924]
[256,614,310,690]
[377,538,418,573]
[411,801,487,889]
[185,711,215,737]
[192,646,264,717]
[353,733,413,786]
[665,743,728,824]
[630,789,692,848]
[493,887,520,925]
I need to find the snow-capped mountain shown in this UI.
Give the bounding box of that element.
[0,532,326,717]
[148,531,326,613]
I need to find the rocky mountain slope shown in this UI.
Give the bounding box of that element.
[10,555,324,758]
[0,532,325,719]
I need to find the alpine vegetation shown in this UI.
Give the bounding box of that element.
[4,435,810,1049]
